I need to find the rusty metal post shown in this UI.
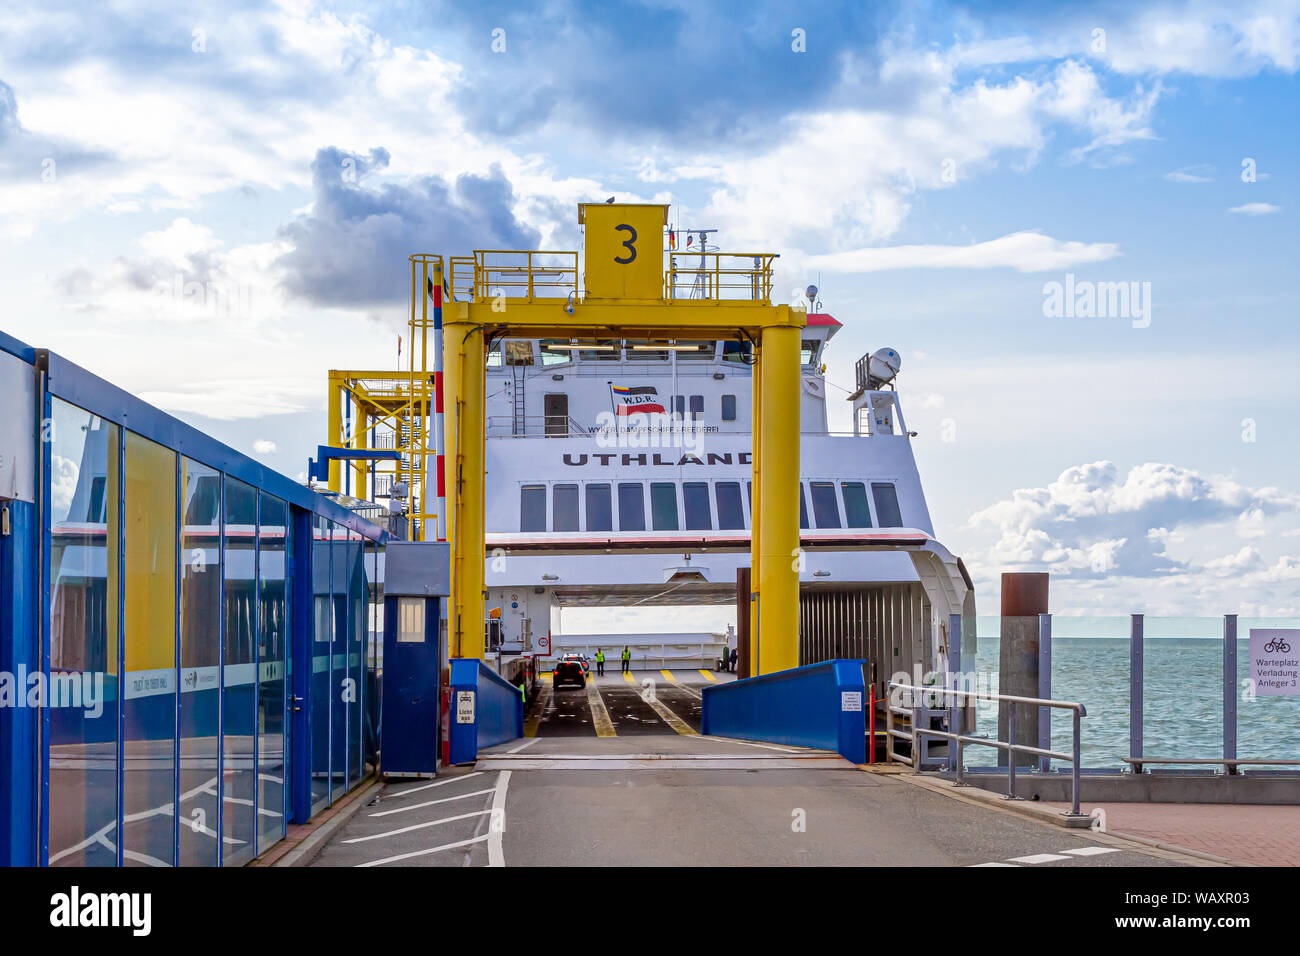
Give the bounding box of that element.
[736,567,751,679]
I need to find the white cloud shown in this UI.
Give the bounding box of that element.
[803,231,1119,274]
[1228,202,1282,215]
[1165,165,1214,183]
[253,438,277,454]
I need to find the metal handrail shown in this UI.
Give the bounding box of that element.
[887,681,1089,818]
[1123,756,1300,774]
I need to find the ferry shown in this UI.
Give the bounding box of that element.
[474,238,976,697]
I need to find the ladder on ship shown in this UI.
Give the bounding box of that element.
[511,364,526,436]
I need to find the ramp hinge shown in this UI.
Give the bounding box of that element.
[0,503,9,537]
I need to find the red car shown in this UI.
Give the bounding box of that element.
[553,658,586,690]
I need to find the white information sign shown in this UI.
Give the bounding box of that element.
[456,690,476,724]
[1249,629,1299,697]
[841,691,863,712]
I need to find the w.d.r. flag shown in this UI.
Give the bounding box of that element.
[610,384,665,417]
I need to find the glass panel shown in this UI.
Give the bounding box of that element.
[650,483,679,531]
[178,458,221,866]
[872,482,904,528]
[539,340,571,366]
[504,341,534,366]
[842,482,872,528]
[486,341,502,368]
[364,541,382,775]
[310,516,331,812]
[520,485,546,532]
[721,394,736,421]
[330,522,347,799]
[122,431,177,867]
[553,484,579,532]
[577,339,620,361]
[348,530,365,787]
[617,483,645,531]
[688,395,703,420]
[810,481,841,529]
[799,484,809,529]
[223,477,257,865]
[48,399,119,867]
[585,484,612,532]
[677,342,715,360]
[257,493,289,854]
[683,481,711,530]
[801,339,821,365]
[715,482,744,530]
[722,340,751,363]
[398,598,426,642]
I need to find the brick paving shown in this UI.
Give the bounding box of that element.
[1049,802,1300,866]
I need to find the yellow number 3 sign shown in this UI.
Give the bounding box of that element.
[579,203,667,300]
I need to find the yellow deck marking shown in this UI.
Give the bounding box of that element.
[584,678,617,737]
[524,678,553,737]
[698,670,717,682]
[660,669,675,682]
[622,671,636,683]
[642,686,698,736]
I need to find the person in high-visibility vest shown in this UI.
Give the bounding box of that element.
[621,646,631,674]
[595,648,605,676]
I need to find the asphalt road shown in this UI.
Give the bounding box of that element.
[309,672,1189,868]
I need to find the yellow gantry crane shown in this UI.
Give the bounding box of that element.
[328,202,805,673]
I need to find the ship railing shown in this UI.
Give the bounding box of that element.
[469,250,580,302]
[487,415,591,438]
[665,252,777,302]
[1122,756,1300,775]
[887,681,1089,819]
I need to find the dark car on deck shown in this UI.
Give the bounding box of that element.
[553,658,586,690]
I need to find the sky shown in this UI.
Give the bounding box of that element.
[1,0,1298,625]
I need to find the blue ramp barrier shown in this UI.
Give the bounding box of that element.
[702,660,867,764]
[448,659,525,765]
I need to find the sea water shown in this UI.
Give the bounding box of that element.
[966,617,1300,769]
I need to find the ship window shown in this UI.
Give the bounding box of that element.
[810,481,841,529]
[626,340,668,361]
[677,342,715,361]
[618,483,645,531]
[650,482,679,531]
[586,484,612,532]
[504,341,534,366]
[672,395,685,416]
[520,485,546,532]
[487,341,503,367]
[842,482,872,528]
[722,340,751,363]
[553,483,579,532]
[872,482,904,528]
[721,394,736,421]
[715,482,744,530]
[799,483,809,529]
[683,481,711,530]
[579,339,621,361]
[539,340,571,366]
[801,339,822,365]
[689,395,703,420]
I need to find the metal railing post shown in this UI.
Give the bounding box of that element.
[1129,613,1144,774]
[1071,709,1082,817]
[886,689,895,763]
[948,612,962,773]
[1039,612,1052,773]
[1224,614,1238,774]
[1006,704,1017,799]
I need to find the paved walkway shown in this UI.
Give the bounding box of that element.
[1049,801,1300,866]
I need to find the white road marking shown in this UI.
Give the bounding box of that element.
[357,834,491,868]
[370,788,496,818]
[1007,853,1073,864]
[506,738,540,754]
[488,770,511,867]
[970,862,1020,867]
[704,737,804,754]
[341,809,493,844]
[382,772,482,799]
[1062,846,1122,857]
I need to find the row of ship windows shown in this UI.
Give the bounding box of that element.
[519,480,904,533]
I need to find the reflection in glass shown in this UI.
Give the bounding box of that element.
[48,399,119,866]
[122,431,177,866]
[311,516,331,812]
[179,458,221,866]
[331,522,348,798]
[348,530,365,786]
[364,540,382,774]
[258,493,289,853]
[223,478,257,865]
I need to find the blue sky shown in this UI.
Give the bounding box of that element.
[2,0,1298,619]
